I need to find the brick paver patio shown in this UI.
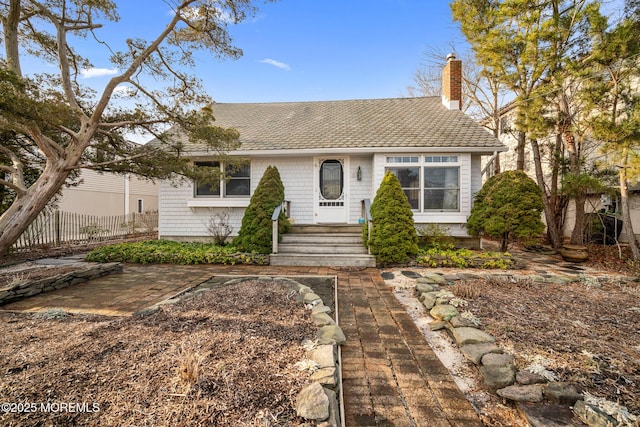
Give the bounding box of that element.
[1,263,481,426]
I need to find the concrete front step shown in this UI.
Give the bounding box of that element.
[289,224,363,234]
[277,243,369,255]
[270,253,376,267]
[281,233,363,245]
[271,224,374,267]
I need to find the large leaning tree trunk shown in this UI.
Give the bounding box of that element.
[0,0,270,256]
[618,150,640,260]
[0,139,85,255]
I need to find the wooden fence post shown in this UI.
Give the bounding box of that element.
[55,210,61,247]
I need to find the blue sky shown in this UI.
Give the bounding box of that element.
[195,1,468,102]
[31,1,469,104]
[20,0,626,105]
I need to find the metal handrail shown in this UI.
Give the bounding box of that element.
[362,199,373,255]
[271,200,291,254]
[271,202,283,254]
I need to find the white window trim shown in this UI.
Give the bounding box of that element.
[193,160,251,200]
[385,154,461,213]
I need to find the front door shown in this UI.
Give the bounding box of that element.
[315,157,348,223]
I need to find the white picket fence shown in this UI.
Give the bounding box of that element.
[11,210,158,252]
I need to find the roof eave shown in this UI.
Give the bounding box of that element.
[186,145,508,158]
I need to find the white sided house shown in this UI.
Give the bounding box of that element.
[158,56,506,265]
[57,169,158,216]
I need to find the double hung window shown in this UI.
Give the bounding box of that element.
[194,161,250,198]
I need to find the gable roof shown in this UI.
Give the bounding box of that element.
[178,96,506,155]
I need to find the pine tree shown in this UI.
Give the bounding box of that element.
[368,171,419,265]
[233,166,290,254]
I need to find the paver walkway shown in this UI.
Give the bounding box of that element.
[1,263,481,426]
[338,268,481,426]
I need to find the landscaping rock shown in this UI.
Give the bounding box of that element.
[133,306,160,317]
[297,285,313,295]
[450,327,495,346]
[543,382,582,405]
[517,402,585,427]
[303,292,322,304]
[460,343,503,365]
[516,370,548,385]
[573,400,618,427]
[311,312,336,326]
[449,315,478,328]
[296,382,329,421]
[429,321,446,331]
[309,345,336,368]
[320,388,340,427]
[401,270,421,279]
[497,384,544,403]
[418,273,446,284]
[312,304,332,315]
[317,325,346,345]
[481,352,514,367]
[416,283,435,293]
[420,293,437,309]
[429,304,459,321]
[480,364,516,390]
[544,275,575,285]
[380,272,395,280]
[311,367,337,388]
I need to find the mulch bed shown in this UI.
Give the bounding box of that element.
[0,280,316,426]
[462,264,640,416]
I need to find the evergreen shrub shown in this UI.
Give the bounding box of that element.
[467,170,544,251]
[233,165,290,254]
[368,171,419,265]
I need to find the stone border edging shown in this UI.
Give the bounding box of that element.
[0,263,122,305]
[413,273,637,427]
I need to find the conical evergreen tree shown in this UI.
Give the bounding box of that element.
[234,166,290,254]
[369,171,419,265]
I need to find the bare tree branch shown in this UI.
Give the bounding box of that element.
[0,178,26,195]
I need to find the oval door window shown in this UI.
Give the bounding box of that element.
[320,160,343,200]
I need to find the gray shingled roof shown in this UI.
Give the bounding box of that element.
[179,97,505,154]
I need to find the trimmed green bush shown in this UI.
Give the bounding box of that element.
[85,240,268,265]
[233,165,290,254]
[467,170,544,251]
[368,171,419,265]
[417,247,514,269]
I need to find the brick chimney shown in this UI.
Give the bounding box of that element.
[442,53,462,110]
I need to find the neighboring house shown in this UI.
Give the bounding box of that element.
[158,56,506,248]
[479,104,640,242]
[56,169,158,216]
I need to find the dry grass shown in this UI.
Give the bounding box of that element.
[451,281,481,299]
[465,277,640,415]
[0,280,316,426]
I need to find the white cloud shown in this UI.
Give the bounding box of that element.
[80,67,119,78]
[113,85,135,96]
[259,58,290,71]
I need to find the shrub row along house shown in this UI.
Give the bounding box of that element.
[158,56,506,264]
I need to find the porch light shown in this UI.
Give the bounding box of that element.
[357,166,362,181]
